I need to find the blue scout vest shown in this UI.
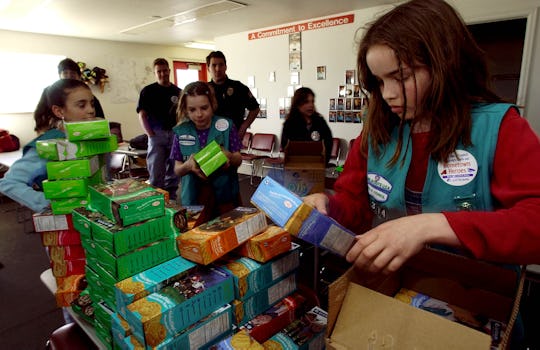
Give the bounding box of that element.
[173,116,239,206]
[367,103,513,226]
[24,128,65,155]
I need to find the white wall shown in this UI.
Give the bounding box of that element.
[216,0,540,155]
[2,0,540,148]
[0,30,210,145]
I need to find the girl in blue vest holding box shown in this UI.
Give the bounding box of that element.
[171,81,242,220]
[304,0,540,274]
[0,79,96,213]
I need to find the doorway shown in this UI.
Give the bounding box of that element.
[173,61,207,89]
[468,18,527,105]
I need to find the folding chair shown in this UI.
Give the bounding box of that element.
[241,133,276,185]
[241,132,253,154]
[328,138,342,167]
[109,152,130,179]
[261,145,285,178]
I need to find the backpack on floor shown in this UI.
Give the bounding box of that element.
[0,129,20,153]
[129,134,148,150]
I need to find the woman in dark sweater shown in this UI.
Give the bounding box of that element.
[280,87,333,164]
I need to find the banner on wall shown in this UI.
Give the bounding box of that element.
[248,14,354,40]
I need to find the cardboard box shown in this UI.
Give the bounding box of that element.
[217,243,300,301]
[232,273,297,326]
[93,237,178,280]
[264,306,327,350]
[111,313,132,347]
[251,176,356,257]
[50,196,90,215]
[51,258,86,277]
[64,118,111,141]
[125,266,234,347]
[72,207,97,236]
[393,287,508,347]
[48,244,86,262]
[183,205,205,231]
[32,212,74,232]
[94,316,114,349]
[115,304,233,350]
[42,178,90,199]
[250,176,303,228]
[236,225,292,263]
[41,229,81,246]
[81,240,97,269]
[212,329,264,350]
[94,300,115,330]
[54,274,86,307]
[177,207,267,265]
[89,178,165,226]
[36,136,118,160]
[115,256,197,319]
[85,264,119,310]
[46,155,100,180]
[278,141,326,197]
[43,169,103,200]
[90,211,175,256]
[326,248,524,350]
[152,304,233,350]
[70,289,94,324]
[194,139,228,177]
[240,292,306,343]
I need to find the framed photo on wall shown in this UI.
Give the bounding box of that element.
[345,69,355,84]
[317,66,326,80]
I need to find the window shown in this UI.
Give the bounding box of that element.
[0,52,65,113]
[173,61,207,89]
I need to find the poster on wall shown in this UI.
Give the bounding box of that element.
[317,66,326,80]
[279,97,291,119]
[345,69,355,84]
[290,71,300,85]
[289,51,301,71]
[257,98,267,118]
[289,32,302,71]
[289,32,301,52]
[247,75,255,88]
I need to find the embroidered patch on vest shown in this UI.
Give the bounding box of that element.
[367,172,392,203]
[437,150,478,186]
[179,134,196,146]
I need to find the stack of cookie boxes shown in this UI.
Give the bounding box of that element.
[213,306,328,349]
[33,211,88,308]
[107,207,304,349]
[71,177,180,347]
[33,118,116,307]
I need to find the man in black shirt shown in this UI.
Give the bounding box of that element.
[137,58,181,200]
[206,51,260,139]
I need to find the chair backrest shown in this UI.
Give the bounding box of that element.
[329,138,342,165]
[241,132,253,151]
[330,138,341,159]
[109,121,123,143]
[251,133,275,155]
[109,153,128,178]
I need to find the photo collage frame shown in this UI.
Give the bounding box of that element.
[328,69,366,123]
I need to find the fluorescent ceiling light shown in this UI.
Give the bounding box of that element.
[0,0,11,11]
[184,42,216,50]
[174,18,197,26]
[121,0,246,35]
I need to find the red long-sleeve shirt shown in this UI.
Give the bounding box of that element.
[328,108,540,264]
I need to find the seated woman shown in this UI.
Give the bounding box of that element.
[280,87,333,165]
